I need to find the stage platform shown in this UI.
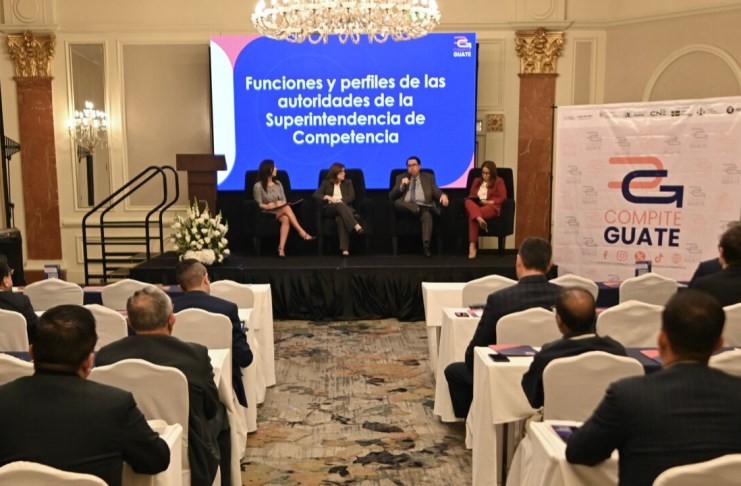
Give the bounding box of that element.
[130,251,517,321]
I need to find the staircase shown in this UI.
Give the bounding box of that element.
[82,165,179,285]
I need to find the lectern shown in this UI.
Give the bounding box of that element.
[175,154,226,212]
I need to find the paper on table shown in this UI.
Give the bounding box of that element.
[147,419,168,434]
[640,348,662,364]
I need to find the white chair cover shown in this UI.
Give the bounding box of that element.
[461,275,517,307]
[550,274,599,300]
[709,348,741,378]
[722,303,741,347]
[100,279,150,311]
[0,309,30,352]
[89,359,190,484]
[84,304,127,350]
[173,308,246,480]
[0,353,33,385]
[543,351,644,421]
[619,272,678,305]
[0,461,107,485]
[210,280,255,308]
[23,279,83,311]
[653,453,741,486]
[596,300,663,347]
[496,307,561,346]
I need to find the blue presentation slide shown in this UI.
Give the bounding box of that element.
[210,33,477,190]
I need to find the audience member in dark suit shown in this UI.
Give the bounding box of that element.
[465,160,508,259]
[313,162,365,256]
[0,305,169,486]
[96,286,231,486]
[566,290,741,486]
[0,254,38,341]
[689,257,722,285]
[172,259,253,407]
[389,156,449,257]
[444,237,562,418]
[521,287,627,408]
[690,222,741,307]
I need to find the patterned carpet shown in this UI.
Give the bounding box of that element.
[241,319,471,485]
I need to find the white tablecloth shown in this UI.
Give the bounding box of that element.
[467,347,537,486]
[208,348,244,486]
[123,423,183,486]
[239,308,259,433]
[506,421,618,486]
[421,282,466,373]
[241,284,275,389]
[433,308,481,422]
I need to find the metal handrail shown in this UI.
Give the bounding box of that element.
[82,165,179,284]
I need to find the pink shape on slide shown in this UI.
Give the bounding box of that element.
[212,35,261,68]
[441,154,474,188]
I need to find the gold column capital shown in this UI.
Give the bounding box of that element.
[6,31,56,78]
[515,27,564,74]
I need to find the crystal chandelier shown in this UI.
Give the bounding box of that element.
[68,100,108,154]
[251,0,442,45]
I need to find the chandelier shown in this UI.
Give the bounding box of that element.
[251,0,442,45]
[68,100,108,154]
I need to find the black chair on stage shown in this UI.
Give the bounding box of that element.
[388,168,445,256]
[243,169,295,255]
[314,168,373,256]
[454,167,515,255]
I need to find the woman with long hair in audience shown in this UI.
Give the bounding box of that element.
[313,162,364,257]
[253,159,314,258]
[465,160,507,259]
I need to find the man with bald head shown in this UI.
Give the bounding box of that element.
[521,287,626,408]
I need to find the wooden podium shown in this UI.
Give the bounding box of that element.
[176,154,226,211]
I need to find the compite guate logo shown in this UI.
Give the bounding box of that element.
[608,156,684,208]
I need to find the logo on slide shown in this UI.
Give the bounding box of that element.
[453,36,472,57]
[608,156,684,208]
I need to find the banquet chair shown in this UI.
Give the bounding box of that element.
[89,359,191,485]
[244,169,300,255]
[0,461,107,485]
[100,278,150,311]
[550,274,599,300]
[709,348,741,377]
[173,308,244,480]
[596,300,663,347]
[23,278,84,311]
[542,351,644,421]
[722,303,741,346]
[496,307,561,346]
[314,168,373,255]
[0,309,30,351]
[454,167,516,255]
[619,272,678,305]
[210,280,254,309]
[0,353,33,385]
[652,453,741,486]
[84,304,127,350]
[461,274,517,307]
[388,168,444,255]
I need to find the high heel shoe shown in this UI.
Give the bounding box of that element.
[478,218,489,233]
[277,247,286,258]
[341,250,349,257]
[301,233,316,241]
[354,225,364,234]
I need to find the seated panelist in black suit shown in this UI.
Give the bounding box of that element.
[172,258,253,407]
[690,222,741,307]
[313,162,364,257]
[566,290,741,486]
[389,156,449,257]
[96,286,230,486]
[0,254,38,341]
[0,305,170,486]
[252,159,314,258]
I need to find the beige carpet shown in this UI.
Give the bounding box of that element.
[241,319,471,485]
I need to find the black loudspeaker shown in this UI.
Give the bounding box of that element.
[0,227,24,285]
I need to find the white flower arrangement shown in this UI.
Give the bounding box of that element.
[170,199,230,264]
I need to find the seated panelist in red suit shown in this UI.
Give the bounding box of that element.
[465,160,507,259]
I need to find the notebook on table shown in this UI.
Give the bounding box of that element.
[489,344,538,356]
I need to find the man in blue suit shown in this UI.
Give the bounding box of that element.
[172,259,253,407]
[566,290,741,486]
